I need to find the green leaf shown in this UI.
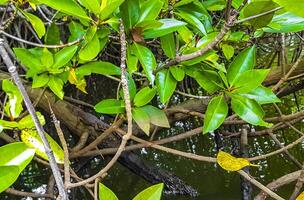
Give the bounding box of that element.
[22,12,46,38]
[0,166,19,193]
[156,69,177,104]
[132,43,156,84]
[99,183,118,200]
[160,33,176,59]
[227,46,256,86]
[132,107,150,135]
[79,34,100,61]
[127,44,138,73]
[221,44,234,60]
[134,87,156,107]
[21,129,65,164]
[18,112,46,130]
[0,0,9,5]
[141,105,169,128]
[45,23,61,45]
[143,19,186,39]
[68,21,86,42]
[176,10,207,35]
[32,73,50,88]
[273,0,304,17]
[76,61,121,77]
[231,95,272,127]
[0,120,19,130]
[52,45,78,69]
[94,99,125,114]
[48,76,64,99]
[194,70,221,93]
[263,12,304,33]
[79,0,100,15]
[36,0,90,20]
[2,80,23,119]
[240,86,281,105]
[120,0,140,30]
[13,48,42,72]
[243,0,279,28]
[41,48,54,68]
[203,95,228,134]
[138,0,164,23]
[232,69,270,93]
[169,66,185,81]
[0,142,35,171]
[202,0,226,11]
[133,183,164,200]
[100,0,124,20]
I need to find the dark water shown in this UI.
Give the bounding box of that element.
[1,91,304,200]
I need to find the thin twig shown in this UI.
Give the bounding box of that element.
[0,30,82,48]
[0,38,68,200]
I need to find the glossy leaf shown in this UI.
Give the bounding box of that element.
[141,105,170,128]
[203,95,228,134]
[169,66,185,81]
[36,0,90,20]
[138,0,164,23]
[217,150,258,171]
[156,69,177,104]
[2,80,23,119]
[264,12,304,33]
[273,0,304,17]
[0,142,35,171]
[227,46,256,86]
[194,70,221,93]
[143,19,186,39]
[100,0,124,20]
[94,99,125,114]
[160,33,176,59]
[21,129,65,164]
[79,34,100,61]
[120,0,140,30]
[22,12,46,38]
[0,166,19,193]
[79,0,100,14]
[132,43,156,84]
[76,61,121,77]
[232,69,270,93]
[127,44,138,73]
[99,183,118,200]
[48,76,64,99]
[243,0,279,28]
[52,45,78,69]
[240,86,281,105]
[132,107,150,135]
[176,10,207,35]
[134,87,156,107]
[231,95,272,127]
[133,183,164,200]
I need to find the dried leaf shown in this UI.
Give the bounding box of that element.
[216,150,259,171]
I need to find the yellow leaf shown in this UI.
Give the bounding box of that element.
[29,2,36,10]
[68,68,87,93]
[216,150,259,171]
[296,192,304,200]
[21,129,65,164]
